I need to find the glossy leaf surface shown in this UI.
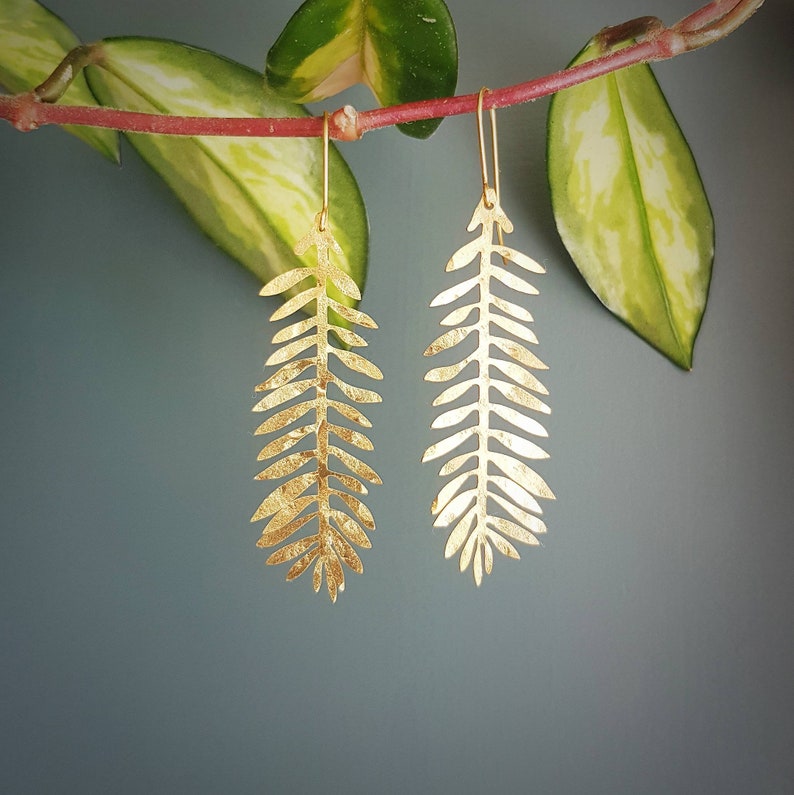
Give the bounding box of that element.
[265,0,457,138]
[86,37,368,300]
[0,0,119,160]
[547,38,714,369]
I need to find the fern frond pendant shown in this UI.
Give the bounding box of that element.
[423,183,555,586]
[252,213,382,602]
[251,117,381,602]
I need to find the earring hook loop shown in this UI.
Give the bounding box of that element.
[319,111,329,231]
[476,87,500,209]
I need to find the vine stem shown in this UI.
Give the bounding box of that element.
[0,0,764,142]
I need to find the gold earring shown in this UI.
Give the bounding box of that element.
[422,89,555,586]
[251,112,383,603]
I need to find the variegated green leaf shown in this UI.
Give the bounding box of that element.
[265,0,458,139]
[84,37,368,303]
[547,37,714,369]
[0,0,119,160]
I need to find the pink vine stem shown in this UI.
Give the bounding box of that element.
[0,0,764,142]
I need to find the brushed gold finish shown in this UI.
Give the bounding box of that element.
[251,113,381,602]
[423,93,554,586]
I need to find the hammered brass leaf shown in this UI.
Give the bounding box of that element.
[329,377,382,405]
[490,359,548,395]
[431,378,478,407]
[491,266,539,295]
[491,314,538,344]
[491,403,548,438]
[431,404,478,430]
[424,187,555,586]
[327,399,372,428]
[328,299,378,329]
[491,295,533,323]
[440,304,478,327]
[272,316,318,344]
[331,348,384,379]
[252,379,315,413]
[258,267,315,296]
[252,212,381,603]
[254,401,314,435]
[425,355,476,383]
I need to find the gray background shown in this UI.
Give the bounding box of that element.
[1,0,792,793]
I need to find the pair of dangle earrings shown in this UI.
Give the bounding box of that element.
[251,93,554,601]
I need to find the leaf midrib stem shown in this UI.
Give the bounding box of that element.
[607,69,685,361]
[475,230,492,548]
[315,246,331,560]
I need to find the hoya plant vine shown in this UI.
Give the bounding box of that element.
[0,0,765,368]
[0,0,766,596]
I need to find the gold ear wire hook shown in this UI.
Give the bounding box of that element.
[477,87,504,249]
[476,87,500,209]
[319,111,329,232]
[476,88,490,205]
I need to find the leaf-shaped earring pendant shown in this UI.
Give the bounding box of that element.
[423,89,555,586]
[251,114,382,603]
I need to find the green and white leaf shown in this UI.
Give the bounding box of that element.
[547,37,714,369]
[85,37,368,302]
[0,0,119,160]
[265,0,458,139]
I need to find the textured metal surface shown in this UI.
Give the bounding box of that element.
[423,187,554,585]
[252,213,382,602]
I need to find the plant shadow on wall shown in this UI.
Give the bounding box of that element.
[0,0,767,599]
